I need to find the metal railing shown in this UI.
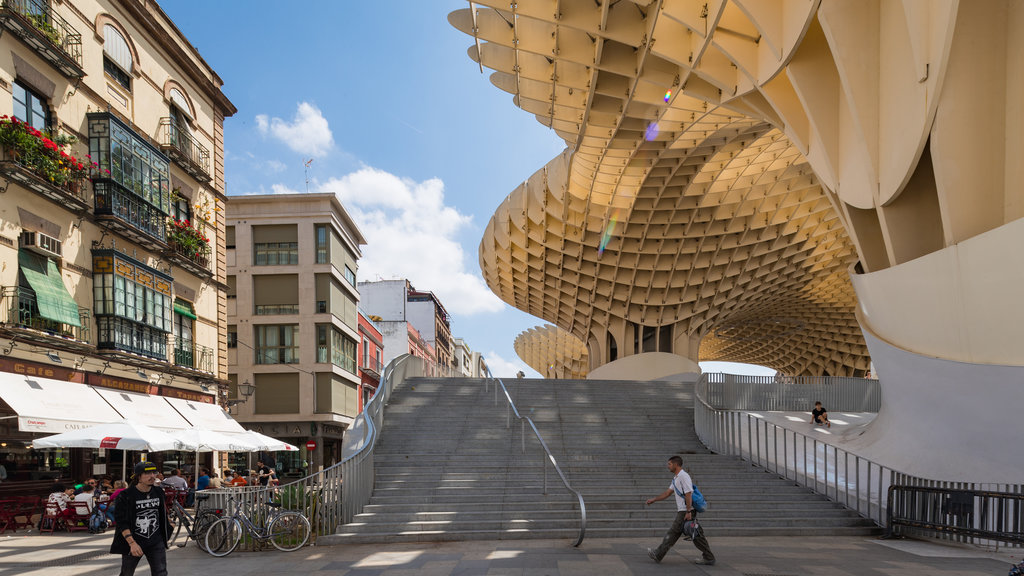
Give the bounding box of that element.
[93,180,167,243]
[694,373,1024,547]
[158,118,211,180]
[171,336,213,374]
[0,0,83,73]
[0,286,90,342]
[485,371,587,547]
[887,486,1024,547]
[254,304,299,315]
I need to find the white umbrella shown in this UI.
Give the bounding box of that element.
[33,421,199,482]
[33,421,197,452]
[232,430,299,452]
[178,428,257,452]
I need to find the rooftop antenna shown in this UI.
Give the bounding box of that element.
[304,158,314,193]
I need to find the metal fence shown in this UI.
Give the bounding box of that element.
[887,485,1024,548]
[485,372,587,547]
[693,373,1023,547]
[197,354,416,549]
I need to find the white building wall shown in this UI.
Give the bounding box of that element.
[357,280,407,322]
[376,321,410,366]
[407,300,437,343]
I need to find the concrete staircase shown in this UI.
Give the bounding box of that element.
[332,377,880,543]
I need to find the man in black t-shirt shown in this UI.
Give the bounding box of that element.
[110,462,170,576]
[256,460,272,486]
[811,401,831,428]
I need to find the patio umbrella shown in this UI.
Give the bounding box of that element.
[178,428,258,480]
[33,421,199,482]
[232,430,299,452]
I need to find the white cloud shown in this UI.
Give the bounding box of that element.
[317,166,505,316]
[255,102,333,158]
[484,351,534,378]
[270,183,300,195]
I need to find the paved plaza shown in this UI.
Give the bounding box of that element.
[0,533,1018,576]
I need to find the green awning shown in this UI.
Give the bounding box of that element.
[173,298,197,320]
[18,250,81,327]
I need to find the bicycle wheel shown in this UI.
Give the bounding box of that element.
[191,511,219,552]
[204,517,242,557]
[168,506,186,548]
[267,511,310,551]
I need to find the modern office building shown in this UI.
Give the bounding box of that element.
[226,193,365,473]
[451,1,1024,483]
[0,0,236,483]
[359,279,454,374]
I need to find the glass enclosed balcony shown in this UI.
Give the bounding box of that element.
[0,285,90,343]
[0,0,84,78]
[89,112,171,245]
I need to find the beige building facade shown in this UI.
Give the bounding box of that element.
[0,0,234,482]
[226,193,365,474]
[453,1,1024,482]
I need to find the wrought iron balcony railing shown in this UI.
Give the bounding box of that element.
[0,285,90,343]
[172,335,214,374]
[0,0,83,77]
[93,181,167,244]
[158,118,211,183]
[255,304,299,315]
[165,236,211,279]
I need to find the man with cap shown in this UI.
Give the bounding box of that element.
[110,461,171,576]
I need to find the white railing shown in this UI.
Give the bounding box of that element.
[694,373,1024,547]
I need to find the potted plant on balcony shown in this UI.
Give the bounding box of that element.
[167,216,211,265]
[0,115,99,193]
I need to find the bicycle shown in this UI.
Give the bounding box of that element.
[204,495,310,557]
[167,492,223,552]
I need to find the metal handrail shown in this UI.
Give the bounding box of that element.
[485,371,587,547]
[694,373,1024,546]
[886,485,1024,546]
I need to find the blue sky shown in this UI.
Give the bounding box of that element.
[162,2,774,379]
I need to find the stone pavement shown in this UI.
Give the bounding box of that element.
[1,532,1020,576]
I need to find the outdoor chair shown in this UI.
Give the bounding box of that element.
[66,501,91,532]
[14,496,41,531]
[0,499,17,534]
[39,502,64,534]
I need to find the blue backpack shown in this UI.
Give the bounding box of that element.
[673,481,708,513]
[88,506,108,533]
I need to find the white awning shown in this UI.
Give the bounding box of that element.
[0,373,123,433]
[165,397,245,434]
[92,388,192,434]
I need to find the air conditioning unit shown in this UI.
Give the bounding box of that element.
[20,230,62,259]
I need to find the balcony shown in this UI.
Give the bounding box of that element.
[172,335,214,375]
[165,237,212,280]
[0,147,89,212]
[0,0,83,78]
[89,112,171,246]
[0,286,92,350]
[158,118,211,183]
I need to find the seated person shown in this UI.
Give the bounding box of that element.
[228,470,248,487]
[162,468,189,493]
[73,483,98,513]
[811,401,831,428]
[196,467,211,491]
[47,484,77,519]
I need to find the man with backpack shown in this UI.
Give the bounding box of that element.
[645,455,716,566]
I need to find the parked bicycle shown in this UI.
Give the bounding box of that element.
[204,495,310,557]
[167,492,222,552]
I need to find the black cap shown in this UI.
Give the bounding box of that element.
[133,461,157,477]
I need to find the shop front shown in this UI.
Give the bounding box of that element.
[227,420,346,481]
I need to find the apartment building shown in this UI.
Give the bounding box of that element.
[227,193,365,474]
[356,310,383,412]
[0,0,235,483]
[359,279,454,374]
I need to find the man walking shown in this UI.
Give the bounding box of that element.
[646,455,715,566]
[110,462,171,576]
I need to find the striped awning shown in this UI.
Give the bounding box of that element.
[173,298,196,320]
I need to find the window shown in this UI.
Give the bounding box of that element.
[173,299,195,368]
[254,324,299,364]
[254,242,298,265]
[12,81,48,129]
[227,325,237,349]
[362,338,369,368]
[316,324,357,373]
[315,224,328,264]
[225,226,235,249]
[344,265,356,285]
[171,193,191,223]
[103,24,132,92]
[92,250,171,360]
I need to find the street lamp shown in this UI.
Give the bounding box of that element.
[227,380,255,408]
